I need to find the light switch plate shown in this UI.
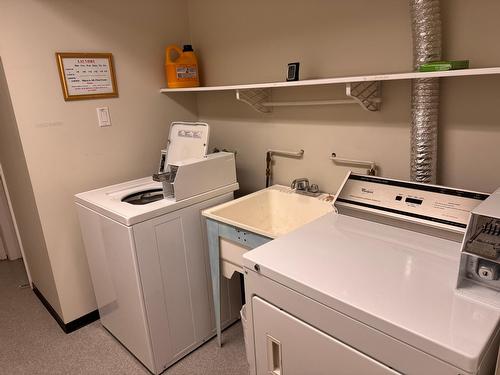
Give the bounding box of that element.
[96,107,111,127]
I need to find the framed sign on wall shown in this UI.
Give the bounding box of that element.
[56,52,118,101]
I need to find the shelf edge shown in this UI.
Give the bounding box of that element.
[160,67,500,93]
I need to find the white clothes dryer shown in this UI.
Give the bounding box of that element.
[243,173,500,375]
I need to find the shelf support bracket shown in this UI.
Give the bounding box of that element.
[236,82,381,113]
[236,88,272,113]
[346,81,382,111]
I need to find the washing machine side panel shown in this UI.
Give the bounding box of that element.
[76,204,155,372]
[133,210,189,371]
[133,192,239,371]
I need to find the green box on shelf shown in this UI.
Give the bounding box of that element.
[418,60,470,72]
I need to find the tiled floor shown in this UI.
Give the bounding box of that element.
[0,259,248,374]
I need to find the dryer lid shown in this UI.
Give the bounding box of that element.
[166,122,209,165]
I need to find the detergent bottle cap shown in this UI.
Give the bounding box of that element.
[183,44,194,52]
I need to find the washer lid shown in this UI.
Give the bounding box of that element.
[166,121,209,165]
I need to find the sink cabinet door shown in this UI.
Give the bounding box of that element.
[252,296,401,375]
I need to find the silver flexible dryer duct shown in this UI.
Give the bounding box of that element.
[409,0,442,183]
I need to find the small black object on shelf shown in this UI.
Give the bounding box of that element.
[286,62,300,81]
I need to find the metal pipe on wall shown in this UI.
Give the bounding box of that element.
[265,149,304,187]
[409,0,442,184]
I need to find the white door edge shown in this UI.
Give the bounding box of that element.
[0,163,32,285]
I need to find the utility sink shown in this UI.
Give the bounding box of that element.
[204,185,335,345]
[203,185,334,239]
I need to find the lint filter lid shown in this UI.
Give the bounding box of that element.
[166,121,209,165]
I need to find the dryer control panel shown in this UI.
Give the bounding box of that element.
[335,173,489,241]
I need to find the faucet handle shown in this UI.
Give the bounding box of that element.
[310,184,319,194]
[291,178,310,191]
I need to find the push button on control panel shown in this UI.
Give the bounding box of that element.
[395,195,403,201]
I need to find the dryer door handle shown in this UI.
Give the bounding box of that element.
[267,334,282,375]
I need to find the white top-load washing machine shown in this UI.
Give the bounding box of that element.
[75,122,242,374]
[243,172,500,375]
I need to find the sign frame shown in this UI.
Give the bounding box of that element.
[56,52,118,101]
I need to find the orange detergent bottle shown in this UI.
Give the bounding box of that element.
[165,44,200,88]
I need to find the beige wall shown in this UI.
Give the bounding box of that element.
[188,0,500,195]
[0,0,197,322]
[2,0,500,324]
[0,60,62,316]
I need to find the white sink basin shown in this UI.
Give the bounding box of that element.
[203,185,334,239]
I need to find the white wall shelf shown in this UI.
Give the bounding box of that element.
[160,67,500,113]
[160,67,500,92]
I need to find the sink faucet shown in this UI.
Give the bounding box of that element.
[291,178,320,197]
[291,178,310,191]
